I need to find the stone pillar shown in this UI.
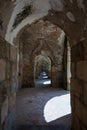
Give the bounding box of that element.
[0,37,18,130]
[71,40,87,130]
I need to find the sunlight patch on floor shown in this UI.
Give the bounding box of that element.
[43,93,71,122]
[43,80,51,85]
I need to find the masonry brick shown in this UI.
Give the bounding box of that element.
[83,83,87,105]
[75,98,87,127]
[8,93,16,113]
[72,114,81,130]
[71,78,83,98]
[71,62,75,78]
[77,61,87,82]
[10,46,17,62]
[1,98,8,124]
[0,39,6,58]
[0,59,6,82]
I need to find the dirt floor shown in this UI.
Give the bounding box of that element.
[14,87,71,130]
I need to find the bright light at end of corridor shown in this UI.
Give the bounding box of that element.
[43,94,71,122]
[43,80,51,85]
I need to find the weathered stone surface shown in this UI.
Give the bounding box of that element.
[83,40,87,60]
[11,78,17,93]
[10,46,17,62]
[6,43,10,59]
[0,59,6,82]
[12,63,17,77]
[71,42,84,62]
[1,97,8,124]
[77,61,87,82]
[71,78,83,98]
[82,126,87,130]
[8,93,16,113]
[75,98,87,127]
[72,114,81,130]
[83,83,87,105]
[0,1,13,38]
[6,80,12,95]
[0,0,87,129]
[71,62,75,78]
[6,61,11,79]
[0,37,17,130]
[71,92,75,112]
[0,38,6,58]
[71,40,87,130]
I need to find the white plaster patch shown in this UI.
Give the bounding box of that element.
[66,12,76,22]
[50,0,64,12]
[5,0,51,44]
[77,0,84,10]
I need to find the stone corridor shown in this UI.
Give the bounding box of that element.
[14,87,71,130]
[0,1,87,130]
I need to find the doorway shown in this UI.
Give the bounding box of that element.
[34,54,51,87]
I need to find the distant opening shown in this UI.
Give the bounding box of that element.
[34,54,51,87]
[17,20,72,128]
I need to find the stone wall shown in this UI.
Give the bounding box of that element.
[0,0,14,38]
[0,0,87,130]
[71,39,87,130]
[0,37,18,130]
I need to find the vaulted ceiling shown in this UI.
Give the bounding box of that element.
[0,0,87,45]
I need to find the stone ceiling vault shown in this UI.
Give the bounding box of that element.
[0,0,87,45]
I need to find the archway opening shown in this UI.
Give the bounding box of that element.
[15,20,72,127]
[18,20,71,89]
[34,54,52,87]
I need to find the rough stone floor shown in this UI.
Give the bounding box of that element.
[14,87,71,130]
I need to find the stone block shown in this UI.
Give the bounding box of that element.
[71,78,83,97]
[82,126,87,130]
[10,46,17,62]
[6,61,11,79]
[12,63,17,77]
[0,38,6,58]
[10,78,17,93]
[83,83,87,105]
[1,97,8,124]
[71,92,75,112]
[71,62,75,78]
[71,42,84,62]
[83,40,87,60]
[6,80,12,96]
[77,61,87,82]
[75,98,87,127]
[57,64,62,71]
[72,114,81,130]
[0,59,6,82]
[6,44,10,59]
[8,93,16,113]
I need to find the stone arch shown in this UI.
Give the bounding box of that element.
[0,1,87,130]
[34,54,51,79]
[16,21,65,89]
[14,13,87,130]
